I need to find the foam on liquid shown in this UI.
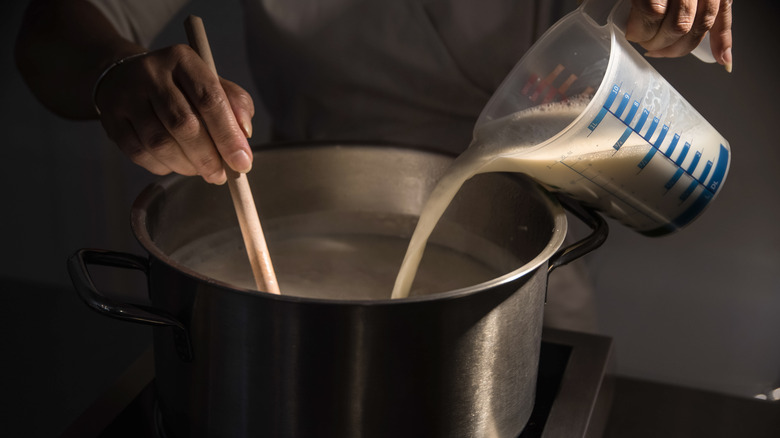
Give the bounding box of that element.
[170,228,503,300]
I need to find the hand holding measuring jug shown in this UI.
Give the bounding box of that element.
[625,0,733,71]
[472,0,731,236]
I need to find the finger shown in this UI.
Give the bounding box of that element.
[708,0,733,71]
[644,0,719,58]
[626,0,670,43]
[102,116,172,176]
[133,105,199,177]
[149,80,227,184]
[176,54,253,174]
[221,78,255,139]
[639,0,700,52]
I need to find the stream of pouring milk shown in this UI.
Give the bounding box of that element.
[390,100,589,299]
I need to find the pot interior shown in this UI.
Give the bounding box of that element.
[133,144,565,300]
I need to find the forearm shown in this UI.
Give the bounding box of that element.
[15,0,146,119]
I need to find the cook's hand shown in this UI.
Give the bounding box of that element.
[93,45,255,185]
[626,0,733,72]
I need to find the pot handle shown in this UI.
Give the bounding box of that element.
[67,249,193,361]
[548,196,609,274]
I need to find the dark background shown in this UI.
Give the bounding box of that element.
[1,1,778,436]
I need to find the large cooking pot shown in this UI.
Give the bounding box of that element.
[68,143,606,438]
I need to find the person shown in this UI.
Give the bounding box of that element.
[15,0,732,184]
[15,0,733,331]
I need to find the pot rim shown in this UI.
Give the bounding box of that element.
[131,142,568,305]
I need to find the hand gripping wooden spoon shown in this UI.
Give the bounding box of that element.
[184,15,281,295]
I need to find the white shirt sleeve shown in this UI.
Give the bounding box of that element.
[84,0,190,47]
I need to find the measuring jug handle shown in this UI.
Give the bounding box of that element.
[547,196,608,274]
[690,33,717,63]
[578,0,617,26]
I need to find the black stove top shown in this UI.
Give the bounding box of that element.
[63,328,612,438]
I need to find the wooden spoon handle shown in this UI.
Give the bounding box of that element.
[184,15,281,295]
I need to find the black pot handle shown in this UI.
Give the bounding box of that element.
[548,196,609,274]
[67,249,193,361]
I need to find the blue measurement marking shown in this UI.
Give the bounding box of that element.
[665,168,685,190]
[606,85,620,107]
[613,127,632,151]
[680,180,698,201]
[634,109,650,132]
[589,85,620,131]
[675,142,691,165]
[706,144,729,192]
[665,133,680,157]
[589,84,730,232]
[589,108,608,131]
[654,125,669,148]
[658,189,715,234]
[699,160,714,183]
[687,151,702,174]
[638,148,657,169]
[665,145,727,196]
[625,101,640,124]
[616,92,630,117]
[653,144,730,234]
[644,117,660,140]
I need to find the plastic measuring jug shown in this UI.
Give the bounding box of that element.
[474,0,730,236]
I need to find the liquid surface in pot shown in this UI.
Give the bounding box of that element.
[170,228,504,300]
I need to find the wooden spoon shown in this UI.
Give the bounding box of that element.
[184,15,281,295]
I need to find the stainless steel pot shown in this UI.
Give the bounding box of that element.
[68,143,606,438]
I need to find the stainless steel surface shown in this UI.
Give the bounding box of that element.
[60,329,615,438]
[68,143,605,438]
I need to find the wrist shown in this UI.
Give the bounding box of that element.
[92,51,148,116]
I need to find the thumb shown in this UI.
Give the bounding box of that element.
[708,0,733,72]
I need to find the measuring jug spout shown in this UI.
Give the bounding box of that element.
[473,0,731,236]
